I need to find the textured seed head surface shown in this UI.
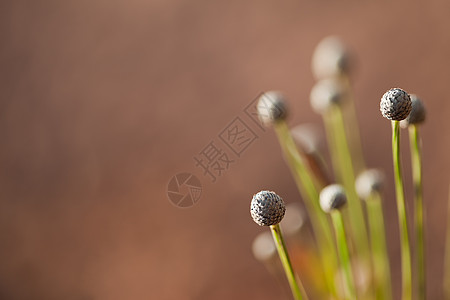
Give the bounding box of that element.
[310,78,346,114]
[257,91,288,127]
[250,191,286,226]
[311,36,351,80]
[400,94,426,127]
[320,184,347,213]
[355,169,385,200]
[380,88,412,121]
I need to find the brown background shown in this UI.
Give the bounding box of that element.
[1,0,450,299]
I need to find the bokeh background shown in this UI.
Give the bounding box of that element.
[1,0,450,299]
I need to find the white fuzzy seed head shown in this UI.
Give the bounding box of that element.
[380,88,412,121]
[251,191,286,226]
[311,36,351,80]
[320,184,347,213]
[257,91,288,127]
[355,169,385,200]
[400,94,426,128]
[310,78,346,114]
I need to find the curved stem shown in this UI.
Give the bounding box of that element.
[331,211,356,300]
[324,106,370,263]
[270,224,306,300]
[392,120,412,300]
[274,121,338,296]
[340,75,366,174]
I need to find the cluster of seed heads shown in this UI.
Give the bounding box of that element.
[250,191,286,226]
[257,91,288,127]
[380,88,412,121]
[319,184,347,213]
[247,34,434,300]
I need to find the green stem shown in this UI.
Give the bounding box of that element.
[366,192,392,300]
[341,75,366,174]
[392,120,412,300]
[324,106,370,262]
[274,121,338,296]
[409,125,425,299]
[331,211,356,300]
[270,224,306,300]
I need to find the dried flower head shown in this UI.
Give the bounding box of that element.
[257,91,288,127]
[380,88,412,121]
[251,191,286,226]
[320,184,347,213]
[310,78,346,114]
[355,169,385,200]
[400,94,426,128]
[311,36,351,80]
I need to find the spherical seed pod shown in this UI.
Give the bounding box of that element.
[320,184,347,213]
[311,36,351,80]
[310,78,346,114]
[257,91,288,127]
[380,88,412,121]
[355,169,385,200]
[251,191,286,226]
[252,231,277,262]
[400,94,426,128]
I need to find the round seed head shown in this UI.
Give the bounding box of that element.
[252,231,277,262]
[380,88,412,121]
[311,36,351,80]
[355,169,385,200]
[320,184,347,213]
[257,91,288,127]
[310,78,346,114]
[400,94,426,128]
[251,191,286,226]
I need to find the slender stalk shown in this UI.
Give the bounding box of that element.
[443,185,450,299]
[274,121,338,296]
[391,120,412,300]
[331,210,356,300]
[324,106,370,262]
[340,75,366,174]
[408,125,426,299]
[270,224,306,300]
[366,192,392,300]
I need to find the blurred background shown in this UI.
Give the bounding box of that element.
[1,0,450,299]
